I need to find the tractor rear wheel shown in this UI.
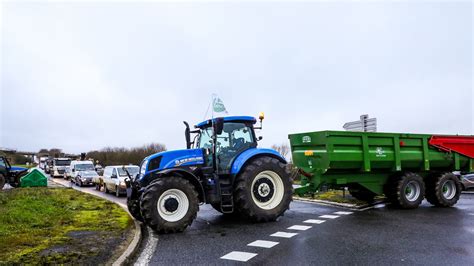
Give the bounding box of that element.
[9,172,26,188]
[384,172,425,209]
[425,173,461,207]
[234,157,292,222]
[0,174,5,189]
[140,177,199,233]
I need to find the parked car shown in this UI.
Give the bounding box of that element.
[461,173,474,191]
[51,158,71,178]
[103,165,139,197]
[68,160,98,186]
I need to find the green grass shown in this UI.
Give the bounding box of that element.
[0,188,132,264]
[299,189,385,205]
[12,164,36,169]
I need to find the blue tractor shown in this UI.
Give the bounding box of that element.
[0,156,28,189]
[126,114,293,233]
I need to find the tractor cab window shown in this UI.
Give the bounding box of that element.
[0,157,5,168]
[217,122,255,172]
[198,128,213,149]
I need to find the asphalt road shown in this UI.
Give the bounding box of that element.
[48,176,128,208]
[44,172,474,265]
[145,195,474,265]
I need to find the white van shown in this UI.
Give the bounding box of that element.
[68,160,98,186]
[103,165,139,197]
[51,158,71,178]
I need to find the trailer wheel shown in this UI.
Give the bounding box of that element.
[0,174,5,190]
[384,172,425,209]
[425,173,461,207]
[140,177,199,233]
[234,157,292,222]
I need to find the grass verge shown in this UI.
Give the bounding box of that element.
[298,189,385,206]
[0,187,133,264]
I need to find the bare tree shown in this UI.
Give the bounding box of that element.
[271,143,290,159]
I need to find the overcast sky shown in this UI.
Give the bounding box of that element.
[1,1,472,154]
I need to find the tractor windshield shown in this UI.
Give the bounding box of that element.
[198,122,256,172]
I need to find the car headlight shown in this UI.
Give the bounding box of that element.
[120,181,126,186]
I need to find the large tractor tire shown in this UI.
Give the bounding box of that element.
[234,157,292,222]
[425,173,461,207]
[384,172,425,209]
[127,198,144,222]
[348,185,376,202]
[0,174,5,190]
[140,177,199,233]
[9,171,27,188]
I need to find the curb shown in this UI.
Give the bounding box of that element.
[49,177,143,265]
[293,196,385,210]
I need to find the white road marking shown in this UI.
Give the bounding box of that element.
[271,231,298,238]
[303,219,326,224]
[319,214,339,219]
[221,251,257,262]
[334,211,353,215]
[247,240,279,248]
[288,225,312,231]
[469,213,474,216]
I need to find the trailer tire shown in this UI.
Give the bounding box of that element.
[0,174,5,190]
[140,177,199,233]
[425,173,461,207]
[384,172,425,209]
[234,157,292,222]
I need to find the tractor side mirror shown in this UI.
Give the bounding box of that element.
[184,121,191,149]
[214,118,224,135]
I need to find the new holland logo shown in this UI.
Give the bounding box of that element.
[175,157,202,166]
[302,136,311,143]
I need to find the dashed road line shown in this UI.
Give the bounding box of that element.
[221,251,258,262]
[319,214,339,219]
[247,240,279,248]
[288,225,312,231]
[334,211,353,215]
[270,231,298,238]
[303,219,326,224]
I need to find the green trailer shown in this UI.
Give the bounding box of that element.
[289,131,474,209]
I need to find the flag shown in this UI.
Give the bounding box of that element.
[212,97,228,113]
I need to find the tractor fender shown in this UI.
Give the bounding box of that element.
[153,168,206,203]
[231,148,287,176]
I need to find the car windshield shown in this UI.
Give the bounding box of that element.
[118,167,139,176]
[55,160,71,166]
[75,164,95,171]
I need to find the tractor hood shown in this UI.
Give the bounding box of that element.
[146,148,205,173]
[10,166,28,172]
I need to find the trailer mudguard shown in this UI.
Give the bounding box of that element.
[230,148,287,175]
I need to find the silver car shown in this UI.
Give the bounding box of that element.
[461,174,474,191]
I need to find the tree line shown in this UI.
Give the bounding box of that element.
[86,143,167,166]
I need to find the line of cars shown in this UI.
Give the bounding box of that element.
[40,158,139,197]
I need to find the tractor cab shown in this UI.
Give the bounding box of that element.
[187,116,262,174]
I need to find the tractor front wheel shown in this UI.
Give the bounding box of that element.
[234,157,292,222]
[0,174,5,189]
[140,177,199,233]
